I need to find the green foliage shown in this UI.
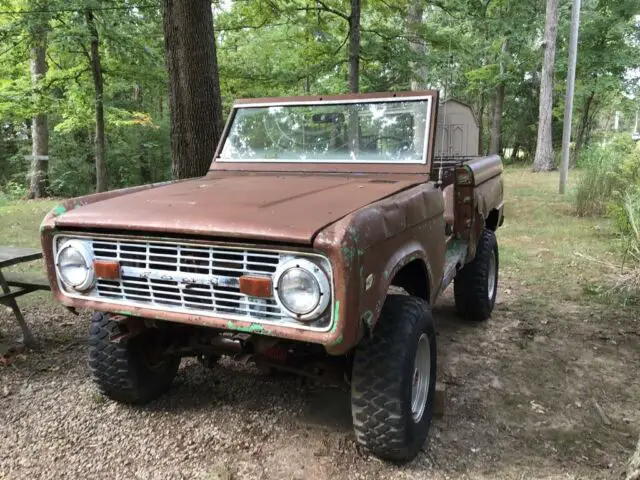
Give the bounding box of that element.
[0,0,169,197]
[0,179,27,200]
[574,136,639,217]
[574,137,640,291]
[0,0,637,195]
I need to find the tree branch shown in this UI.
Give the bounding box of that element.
[333,30,350,54]
[46,52,62,70]
[289,1,349,22]
[43,67,90,90]
[218,20,291,32]
[315,0,349,21]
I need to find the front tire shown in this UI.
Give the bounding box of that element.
[454,229,499,321]
[88,312,180,404]
[351,295,437,462]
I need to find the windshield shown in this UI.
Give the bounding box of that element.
[218,98,432,164]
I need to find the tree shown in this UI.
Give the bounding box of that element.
[85,7,107,192]
[567,0,640,165]
[489,39,507,155]
[0,0,636,197]
[348,0,361,93]
[163,0,223,179]
[533,0,559,172]
[27,1,49,199]
[407,0,427,91]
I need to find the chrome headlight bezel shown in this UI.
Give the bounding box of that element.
[55,239,95,292]
[273,258,331,321]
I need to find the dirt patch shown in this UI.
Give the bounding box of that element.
[1,281,638,479]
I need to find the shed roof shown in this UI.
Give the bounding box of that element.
[439,98,479,127]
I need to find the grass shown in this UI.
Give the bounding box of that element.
[0,197,56,248]
[500,166,618,303]
[0,197,57,306]
[0,168,624,305]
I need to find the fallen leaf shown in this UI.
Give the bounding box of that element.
[530,400,546,414]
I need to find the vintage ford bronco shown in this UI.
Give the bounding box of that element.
[40,91,503,461]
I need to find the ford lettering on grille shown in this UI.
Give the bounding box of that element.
[91,239,282,318]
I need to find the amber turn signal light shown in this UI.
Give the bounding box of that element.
[239,275,273,298]
[93,260,121,280]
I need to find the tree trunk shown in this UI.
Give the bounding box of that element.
[571,90,594,167]
[490,84,505,155]
[511,143,520,161]
[407,0,427,91]
[489,40,507,156]
[348,0,361,93]
[27,18,49,199]
[478,93,485,155]
[163,0,224,180]
[86,8,107,192]
[532,0,559,172]
[584,99,598,148]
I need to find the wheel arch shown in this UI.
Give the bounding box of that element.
[485,208,501,231]
[390,258,431,301]
[362,248,433,336]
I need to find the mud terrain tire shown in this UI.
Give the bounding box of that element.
[351,295,437,462]
[454,229,499,321]
[88,312,180,404]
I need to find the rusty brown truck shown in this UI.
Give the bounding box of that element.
[41,91,503,462]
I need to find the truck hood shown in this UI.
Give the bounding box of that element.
[53,171,424,244]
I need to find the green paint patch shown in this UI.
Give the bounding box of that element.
[328,300,341,333]
[329,334,344,346]
[341,245,356,266]
[375,299,383,315]
[226,321,265,334]
[347,226,361,244]
[362,310,374,329]
[52,204,67,217]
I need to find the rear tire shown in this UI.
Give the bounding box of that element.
[351,295,437,462]
[454,229,499,321]
[88,312,180,404]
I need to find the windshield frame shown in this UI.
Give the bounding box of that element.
[210,90,439,174]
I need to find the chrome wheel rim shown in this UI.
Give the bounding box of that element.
[488,250,496,301]
[411,333,431,423]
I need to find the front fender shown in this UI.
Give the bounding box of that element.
[314,183,445,353]
[358,221,443,334]
[365,244,430,327]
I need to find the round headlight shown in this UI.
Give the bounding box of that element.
[56,240,95,291]
[274,258,330,320]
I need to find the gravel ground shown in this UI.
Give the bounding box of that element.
[1,284,638,480]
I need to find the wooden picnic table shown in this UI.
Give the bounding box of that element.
[0,247,50,347]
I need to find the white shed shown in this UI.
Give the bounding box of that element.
[434,99,480,157]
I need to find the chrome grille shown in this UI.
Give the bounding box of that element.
[90,238,287,321]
